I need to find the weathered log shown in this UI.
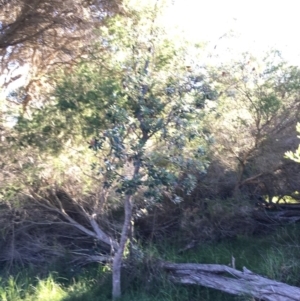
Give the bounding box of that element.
[161,262,300,301]
[253,210,300,224]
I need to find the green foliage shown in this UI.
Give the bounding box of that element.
[32,5,212,203]
[1,2,215,213]
[211,51,294,125]
[201,50,300,196]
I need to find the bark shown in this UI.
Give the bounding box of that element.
[112,194,133,300]
[161,262,300,301]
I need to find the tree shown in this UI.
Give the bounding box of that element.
[12,1,211,299]
[203,51,300,200]
[0,0,122,111]
[58,6,210,298]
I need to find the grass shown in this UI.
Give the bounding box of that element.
[0,274,67,301]
[1,224,300,301]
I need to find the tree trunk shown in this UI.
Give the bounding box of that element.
[112,194,133,300]
[161,262,300,301]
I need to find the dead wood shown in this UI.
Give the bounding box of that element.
[253,209,300,225]
[161,262,300,301]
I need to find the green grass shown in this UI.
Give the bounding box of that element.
[1,224,300,300]
[0,274,67,301]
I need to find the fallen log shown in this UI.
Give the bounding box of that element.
[161,262,300,301]
[253,210,300,225]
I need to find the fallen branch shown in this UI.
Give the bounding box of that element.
[161,262,300,301]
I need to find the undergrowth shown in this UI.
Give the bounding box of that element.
[1,224,300,301]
